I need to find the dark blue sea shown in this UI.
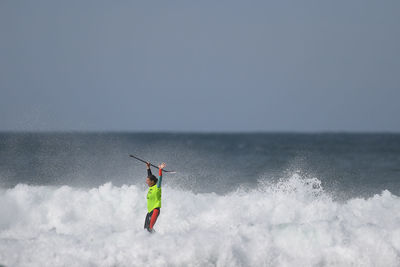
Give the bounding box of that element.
[1,133,400,266]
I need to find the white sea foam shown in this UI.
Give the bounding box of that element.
[1,174,400,267]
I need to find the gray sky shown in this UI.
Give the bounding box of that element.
[1,0,399,132]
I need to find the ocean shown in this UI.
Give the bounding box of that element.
[1,132,400,266]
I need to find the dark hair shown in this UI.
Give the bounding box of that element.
[147,174,158,184]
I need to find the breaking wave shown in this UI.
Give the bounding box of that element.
[1,174,400,266]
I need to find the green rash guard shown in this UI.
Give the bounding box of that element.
[147,168,162,212]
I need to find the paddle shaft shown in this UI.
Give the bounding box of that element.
[129,154,176,173]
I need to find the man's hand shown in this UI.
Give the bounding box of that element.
[146,162,151,169]
[158,162,166,169]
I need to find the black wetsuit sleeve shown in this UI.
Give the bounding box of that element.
[147,168,152,177]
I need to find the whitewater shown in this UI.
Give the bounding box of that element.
[1,174,400,267]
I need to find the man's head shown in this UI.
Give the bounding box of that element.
[146,175,158,187]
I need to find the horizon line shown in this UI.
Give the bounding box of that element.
[1,130,399,135]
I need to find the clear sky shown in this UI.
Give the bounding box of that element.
[1,0,399,132]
